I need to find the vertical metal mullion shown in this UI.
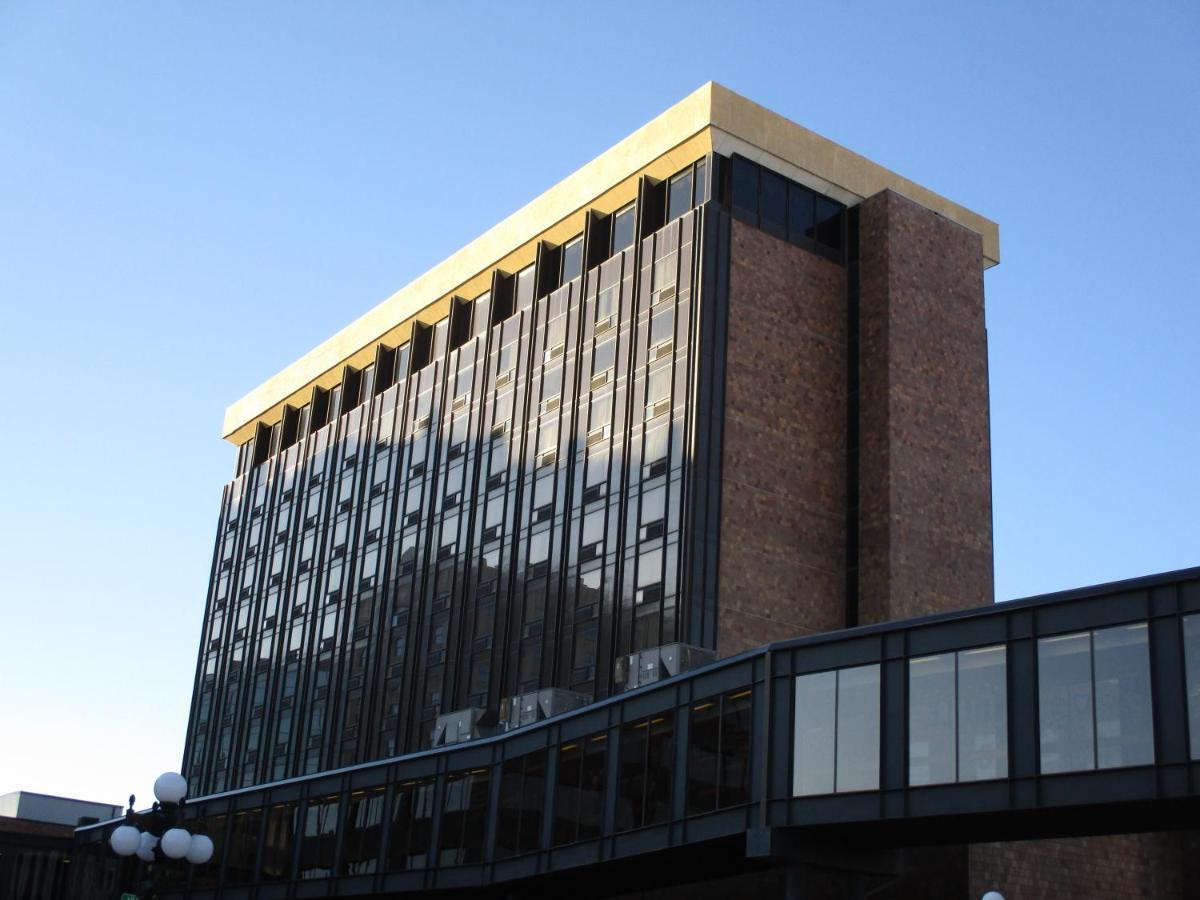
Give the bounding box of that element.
[713,693,724,810]
[953,652,960,783]
[1089,630,1099,770]
[832,669,841,793]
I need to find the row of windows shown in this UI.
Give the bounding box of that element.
[234,156,710,478]
[182,689,752,888]
[189,209,703,795]
[727,153,845,254]
[793,618,1200,796]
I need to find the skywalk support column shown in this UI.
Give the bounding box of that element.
[856,189,994,623]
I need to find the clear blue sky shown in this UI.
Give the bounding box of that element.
[1,2,1196,806]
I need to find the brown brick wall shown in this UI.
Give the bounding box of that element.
[716,219,847,656]
[970,832,1200,900]
[857,189,994,624]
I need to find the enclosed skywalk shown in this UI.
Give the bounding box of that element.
[72,567,1200,897]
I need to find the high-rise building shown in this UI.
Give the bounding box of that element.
[74,83,1190,898]
[181,82,995,799]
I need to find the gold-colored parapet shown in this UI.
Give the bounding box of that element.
[222,82,999,443]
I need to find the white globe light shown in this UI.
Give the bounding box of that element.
[109,825,141,856]
[160,828,192,860]
[136,832,158,862]
[186,833,214,865]
[153,772,188,805]
[982,893,1006,900]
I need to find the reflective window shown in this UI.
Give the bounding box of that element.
[647,366,671,406]
[644,422,669,464]
[793,664,880,795]
[687,688,753,814]
[439,767,490,865]
[471,291,491,337]
[667,170,693,222]
[515,264,536,313]
[561,236,583,285]
[1038,632,1095,772]
[617,712,674,831]
[650,307,674,347]
[760,170,786,234]
[1038,623,1154,774]
[596,284,619,323]
[387,778,435,871]
[814,196,844,250]
[788,182,814,240]
[192,814,226,890]
[554,732,608,845]
[224,808,262,885]
[731,156,759,216]
[195,183,702,792]
[260,802,296,881]
[909,645,1007,786]
[1185,615,1200,759]
[1093,624,1155,767]
[611,203,635,255]
[341,788,385,875]
[496,749,547,858]
[593,336,616,375]
[298,794,339,879]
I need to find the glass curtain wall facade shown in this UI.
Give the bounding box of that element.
[184,158,749,795]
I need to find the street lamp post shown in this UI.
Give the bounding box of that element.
[108,771,213,889]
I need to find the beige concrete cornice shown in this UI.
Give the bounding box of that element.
[222,82,998,443]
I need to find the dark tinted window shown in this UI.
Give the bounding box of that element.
[260,803,296,881]
[341,788,385,875]
[720,690,753,806]
[731,157,759,216]
[1038,623,1154,774]
[1185,615,1200,761]
[387,778,435,871]
[224,808,262,885]
[760,171,786,236]
[496,749,547,858]
[561,236,583,284]
[298,795,339,879]
[788,183,815,241]
[515,264,536,313]
[555,732,608,845]
[192,814,226,890]
[693,158,707,205]
[814,196,843,250]
[439,767,490,865]
[667,171,693,222]
[611,204,635,254]
[616,711,674,831]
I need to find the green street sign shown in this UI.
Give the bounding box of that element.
[120,893,138,900]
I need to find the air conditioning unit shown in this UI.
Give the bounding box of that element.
[538,449,557,468]
[498,688,592,731]
[541,396,560,414]
[645,399,671,420]
[652,339,674,361]
[496,370,514,388]
[594,315,615,336]
[413,415,431,432]
[651,284,677,307]
[590,370,610,391]
[544,344,564,363]
[613,642,717,692]
[431,707,499,747]
[452,393,469,412]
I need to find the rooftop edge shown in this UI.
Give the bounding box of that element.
[222,82,999,442]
